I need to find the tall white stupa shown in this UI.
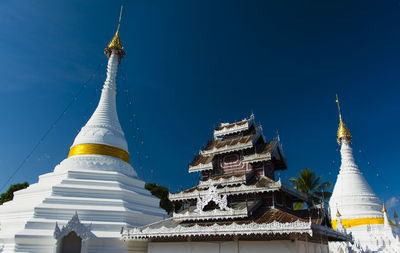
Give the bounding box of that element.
[0,11,165,253]
[329,96,400,252]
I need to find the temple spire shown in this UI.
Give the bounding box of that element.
[68,7,129,163]
[330,95,384,231]
[382,203,391,228]
[336,94,352,145]
[104,6,125,59]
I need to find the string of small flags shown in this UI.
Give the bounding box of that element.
[117,68,157,183]
[0,62,105,192]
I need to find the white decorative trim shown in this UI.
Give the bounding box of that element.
[173,207,248,221]
[169,181,281,201]
[195,185,230,213]
[200,142,253,156]
[213,116,254,138]
[123,220,313,239]
[242,152,272,163]
[188,162,213,173]
[201,128,261,156]
[54,212,94,241]
[198,174,246,188]
[55,155,137,177]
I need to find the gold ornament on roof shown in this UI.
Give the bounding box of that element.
[336,209,342,217]
[394,211,398,218]
[336,94,352,144]
[104,6,125,59]
[382,203,387,213]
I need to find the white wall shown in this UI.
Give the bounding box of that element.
[148,240,328,253]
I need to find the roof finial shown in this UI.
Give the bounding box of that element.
[382,203,387,213]
[104,5,125,59]
[336,94,342,120]
[117,5,123,32]
[336,94,352,145]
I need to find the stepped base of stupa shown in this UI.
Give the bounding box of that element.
[0,155,164,253]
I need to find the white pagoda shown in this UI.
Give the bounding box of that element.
[0,18,165,253]
[329,97,400,252]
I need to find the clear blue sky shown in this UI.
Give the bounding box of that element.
[0,1,399,213]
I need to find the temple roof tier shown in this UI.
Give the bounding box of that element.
[168,178,307,202]
[189,140,277,173]
[201,131,262,156]
[168,183,281,201]
[123,207,350,242]
[213,114,255,138]
[172,204,250,221]
[198,173,247,188]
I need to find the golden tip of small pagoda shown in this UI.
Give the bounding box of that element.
[394,211,398,218]
[337,116,352,144]
[104,29,125,58]
[336,209,342,217]
[382,203,387,213]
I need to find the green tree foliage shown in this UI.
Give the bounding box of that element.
[289,168,332,210]
[0,182,29,205]
[145,183,174,214]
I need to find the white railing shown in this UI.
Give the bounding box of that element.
[200,142,253,156]
[198,174,246,188]
[213,116,255,138]
[169,181,282,201]
[173,206,248,221]
[188,162,213,173]
[123,219,312,239]
[242,152,272,163]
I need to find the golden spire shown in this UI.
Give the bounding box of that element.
[394,211,398,218]
[382,203,387,213]
[104,6,125,59]
[336,94,352,144]
[336,209,342,217]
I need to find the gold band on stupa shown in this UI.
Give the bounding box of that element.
[332,217,384,230]
[68,143,129,163]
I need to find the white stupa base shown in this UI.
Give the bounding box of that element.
[329,224,400,253]
[0,155,165,253]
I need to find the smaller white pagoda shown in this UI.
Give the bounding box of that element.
[329,96,400,252]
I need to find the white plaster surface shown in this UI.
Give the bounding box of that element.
[329,138,400,252]
[148,241,328,253]
[330,139,382,221]
[0,50,165,253]
[72,50,128,151]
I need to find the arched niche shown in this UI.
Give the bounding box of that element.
[59,231,82,253]
[54,212,94,253]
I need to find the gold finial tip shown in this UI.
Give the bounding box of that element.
[104,6,125,59]
[336,209,342,217]
[394,211,398,218]
[336,95,352,144]
[382,204,387,213]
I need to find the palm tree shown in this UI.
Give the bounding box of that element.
[289,168,332,210]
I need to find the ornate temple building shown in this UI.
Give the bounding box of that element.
[122,115,349,253]
[0,18,165,253]
[329,98,400,252]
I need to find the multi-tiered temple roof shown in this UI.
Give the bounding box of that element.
[123,115,349,243]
